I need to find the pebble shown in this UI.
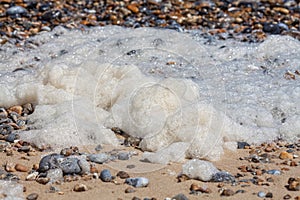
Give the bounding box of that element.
[172,193,189,200]
[88,153,110,164]
[5,133,19,143]
[36,177,50,185]
[59,157,81,174]
[266,169,281,175]
[279,151,293,160]
[283,194,292,199]
[211,171,235,183]
[257,191,266,198]
[6,6,28,17]
[118,152,130,160]
[26,193,38,200]
[220,189,235,196]
[26,172,39,181]
[190,183,212,193]
[100,169,113,182]
[38,153,64,172]
[125,177,149,188]
[73,183,88,192]
[182,159,219,182]
[117,171,130,179]
[237,141,250,149]
[125,187,136,193]
[15,163,28,172]
[287,177,300,191]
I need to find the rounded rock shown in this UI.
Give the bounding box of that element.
[100,169,112,182]
[117,171,130,179]
[38,153,64,172]
[6,6,28,17]
[15,163,28,172]
[26,193,38,200]
[257,191,266,198]
[125,177,149,188]
[73,183,88,192]
[279,151,293,160]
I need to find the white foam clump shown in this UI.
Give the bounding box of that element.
[0,181,24,200]
[0,26,300,163]
[182,159,219,181]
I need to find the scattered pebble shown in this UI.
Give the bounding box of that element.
[125,177,149,188]
[73,183,88,192]
[266,170,281,175]
[125,187,136,193]
[15,163,28,172]
[26,193,38,200]
[211,171,235,183]
[279,151,294,160]
[100,169,113,182]
[257,191,266,198]
[287,177,300,191]
[117,171,130,179]
[220,189,235,196]
[88,153,110,164]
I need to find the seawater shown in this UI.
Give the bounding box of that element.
[0,26,299,163]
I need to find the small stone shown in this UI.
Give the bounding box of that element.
[190,183,212,193]
[88,153,110,164]
[290,161,298,167]
[38,153,64,172]
[211,171,235,183]
[257,191,266,198]
[27,152,37,156]
[266,169,281,175]
[26,193,38,200]
[6,6,28,17]
[125,177,149,188]
[127,4,139,13]
[125,187,136,193]
[265,192,273,198]
[287,177,300,191]
[15,163,28,172]
[95,144,102,151]
[283,194,291,199]
[100,169,112,182]
[36,177,50,184]
[182,159,219,181]
[73,183,88,192]
[59,157,81,174]
[132,197,141,200]
[221,189,235,196]
[6,133,19,143]
[26,172,39,181]
[172,193,189,200]
[118,152,130,160]
[7,106,22,115]
[237,141,250,149]
[126,165,135,169]
[279,151,293,160]
[117,171,130,179]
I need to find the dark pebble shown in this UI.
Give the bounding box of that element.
[6,6,28,17]
[88,153,110,164]
[125,187,136,193]
[172,193,189,200]
[117,171,130,179]
[41,10,62,21]
[95,144,102,151]
[126,164,135,169]
[132,197,141,200]
[38,153,64,172]
[263,23,281,34]
[5,133,19,143]
[221,189,235,196]
[265,192,273,198]
[211,171,235,183]
[237,141,250,149]
[100,169,112,182]
[26,193,38,200]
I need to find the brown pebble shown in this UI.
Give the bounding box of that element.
[117,171,130,179]
[15,163,29,172]
[36,177,50,185]
[74,184,88,192]
[221,189,235,196]
[125,187,136,193]
[256,170,262,176]
[295,196,300,200]
[290,161,298,167]
[287,178,300,191]
[280,151,293,160]
[7,105,22,115]
[26,193,38,200]
[190,183,212,193]
[32,163,39,170]
[264,146,273,152]
[127,4,139,13]
[90,165,99,174]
